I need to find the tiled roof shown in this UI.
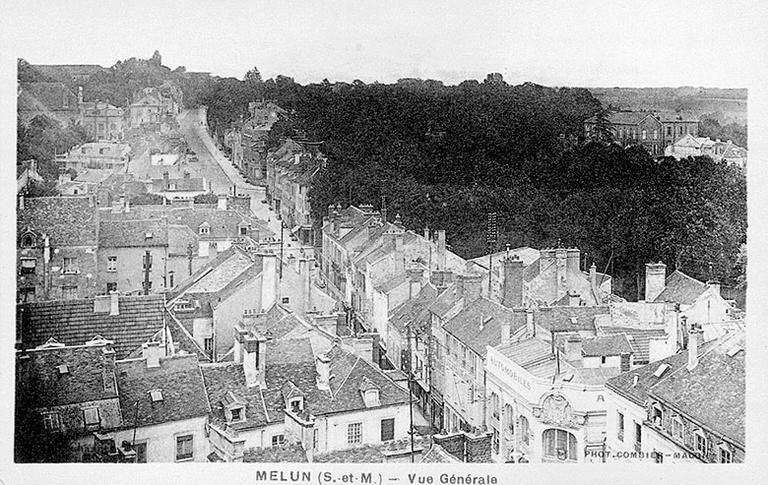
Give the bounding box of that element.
[648,332,745,445]
[201,362,270,432]
[151,177,207,192]
[654,270,707,305]
[103,205,273,241]
[243,444,308,463]
[654,112,699,123]
[443,298,521,357]
[98,219,169,248]
[525,305,610,333]
[581,334,633,357]
[18,196,98,246]
[181,247,258,294]
[168,224,198,257]
[16,342,118,409]
[420,444,461,463]
[17,295,167,359]
[116,354,210,429]
[605,339,719,407]
[389,284,439,335]
[375,272,408,294]
[428,284,462,318]
[599,326,667,363]
[74,169,115,185]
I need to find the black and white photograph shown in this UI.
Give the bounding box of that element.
[1,0,766,483]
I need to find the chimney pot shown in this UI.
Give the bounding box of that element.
[109,291,119,316]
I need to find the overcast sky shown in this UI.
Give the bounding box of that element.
[2,0,765,87]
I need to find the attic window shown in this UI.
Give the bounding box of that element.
[57,364,69,375]
[230,407,244,422]
[653,363,670,378]
[150,390,163,402]
[145,232,153,239]
[363,389,380,408]
[21,234,36,248]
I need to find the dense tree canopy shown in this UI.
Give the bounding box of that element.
[175,76,749,299]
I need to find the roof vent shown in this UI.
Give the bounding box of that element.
[150,389,163,402]
[57,364,69,375]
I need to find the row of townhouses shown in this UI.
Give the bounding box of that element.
[317,203,745,463]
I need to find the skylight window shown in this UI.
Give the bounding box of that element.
[150,390,163,402]
[653,363,670,378]
[145,232,153,239]
[57,364,69,375]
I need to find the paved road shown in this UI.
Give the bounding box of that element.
[178,108,254,195]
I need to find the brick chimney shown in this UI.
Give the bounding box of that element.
[502,253,524,308]
[109,291,119,316]
[436,230,446,269]
[564,337,582,362]
[316,353,331,390]
[645,262,667,301]
[525,308,535,338]
[555,248,568,301]
[142,341,162,368]
[457,273,483,303]
[687,324,703,370]
[260,252,277,311]
[589,262,598,292]
[501,318,511,346]
[407,265,423,300]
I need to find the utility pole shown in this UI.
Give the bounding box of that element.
[187,242,194,276]
[143,250,151,295]
[407,320,415,463]
[279,222,284,280]
[487,212,498,296]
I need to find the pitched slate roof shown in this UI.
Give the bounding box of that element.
[243,445,308,463]
[168,224,198,257]
[428,284,463,318]
[116,354,210,429]
[648,333,745,445]
[584,111,652,125]
[654,270,707,305]
[389,284,439,335]
[17,295,167,359]
[599,326,667,363]
[151,177,207,192]
[98,219,169,248]
[605,339,719,408]
[523,305,611,333]
[375,272,409,294]
[581,334,632,357]
[655,112,699,123]
[201,362,270,432]
[18,196,98,246]
[181,247,258,294]
[443,298,521,357]
[16,342,119,409]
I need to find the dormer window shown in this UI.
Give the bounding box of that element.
[230,406,244,422]
[695,430,708,456]
[21,233,36,248]
[199,223,210,235]
[651,403,663,425]
[363,389,380,408]
[289,397,303,414]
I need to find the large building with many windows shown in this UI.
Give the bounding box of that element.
[584,111,698,156]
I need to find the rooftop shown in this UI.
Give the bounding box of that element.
[649,332,745,446]
[17,295,167,359]
[16,341,118,409]
[443,298,520,358]
[581,334,633,357]
[98,219,169,248]
[654,270,707,305]
[116,354,210,429]
[18,196,98,247]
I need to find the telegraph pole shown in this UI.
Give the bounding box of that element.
[487,212,498,296]
[143,250,151,295]
[407,321,415,463]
